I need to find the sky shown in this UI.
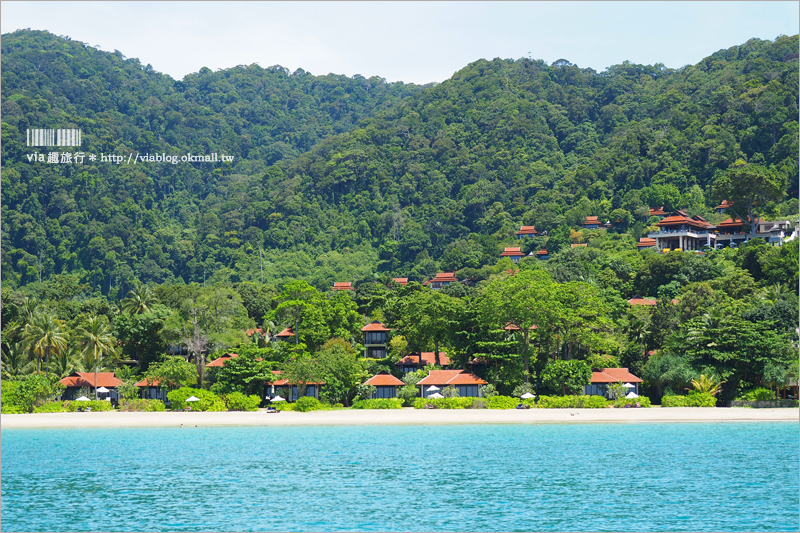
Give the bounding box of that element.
[2,1,798,84]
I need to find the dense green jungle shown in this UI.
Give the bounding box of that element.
[1,29,798,407]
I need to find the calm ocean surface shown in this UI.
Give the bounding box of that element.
[1,422,798,532]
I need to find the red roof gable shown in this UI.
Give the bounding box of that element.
[637,238,657,247]
[206,353,239,367]
[397,352,450,367]
[246,328,264,336]
[365,372,404,387]
[582,216,600,225]
[60,372,123,388]
[427,272,458,283]
[331,282,354,291]
[417,370,487,386]
[391,278,408,286]
[571,243,587,248]
[504,323,537,331]
[655,215,711,230]
[500,247,524,256]
[134,378,161,387]
[276,327,295,338]
[361,321,391,332]
[717,217,746,227]
[535,249,549,256]
[590,368,643,384]
[649,207,667,216]
[716,200,731,210]
[515,226,539,235]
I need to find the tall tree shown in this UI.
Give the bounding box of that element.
[77,317,116,398]
[23,309,69,378]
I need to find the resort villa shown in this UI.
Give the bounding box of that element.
[515,225,539,239]
[268,371,324,402]
[362,321,390,359]
[364,371,404,399]
[396,352,450,374]
[59,372,123,402]
[275,327,295,342]
[423,272,458,290]
[584,368,643,398]
[417,370,488,398]
[134,377,168,402]
[499,246,525,263]
[331,282,354,291]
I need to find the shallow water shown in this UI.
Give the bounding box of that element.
[2,422,798,531]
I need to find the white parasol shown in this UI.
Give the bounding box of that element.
[270,395,286,402]
[426,385,441,392]
[96,386,110,393]
[185,396,200,402]
[75,396,91,401]
[520,392,535,399]
[623,383,636,388]
[625,392,639,399]
[428,393,444,399]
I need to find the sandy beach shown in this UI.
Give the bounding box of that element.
[2,407,797,428]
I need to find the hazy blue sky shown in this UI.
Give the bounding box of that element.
[2,1,797,83]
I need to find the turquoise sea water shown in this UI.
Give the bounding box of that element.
[1,422,798,532]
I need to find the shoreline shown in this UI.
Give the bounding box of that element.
[2,407,797,429]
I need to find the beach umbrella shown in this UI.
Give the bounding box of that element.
[270,395,286,402]
[625,392,639,399]
[623,383,635,388]
[96,386,110,393]
[76,396,90,401]
[520,392,535,399]
[429,393,444,399]
[426,385,440,392]
[185,396,200,402]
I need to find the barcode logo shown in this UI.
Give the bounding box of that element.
[26,129,82,147]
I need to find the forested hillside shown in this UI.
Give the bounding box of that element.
[2,29,798,409]
[2,30,797,293]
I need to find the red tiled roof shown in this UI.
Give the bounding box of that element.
[366,372,404,387]
[417,370,487,386]
[331,282,354,291]
[716,200,731,210]
[515,226,538,235]
[649,207,667,216]
[500,246,524,257]
[276,327,295,338]
[655,215,711,230]
[361,321,391,332]
[627,296,657,306]
[134,378,161,387]
[60,372,123,388]
[504,323,538,331]
[391,278,408,286]
[590,368,643,384]
[246,328,264,336]
[717,217,746,227]
[571,243,587,248]
[637,238,657,247]
[582,216,600,225]
[427,272,458,283]
[535,249,549,256]
[397,352,450,367]
[206,353,239,367]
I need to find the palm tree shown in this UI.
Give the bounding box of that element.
[51,344,83,378]
[1,341,33,378]
[23,310,69,378]
[688,374,726,396]
[121,283,157,314]
[77,317,115,399]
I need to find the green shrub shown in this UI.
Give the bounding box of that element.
[294,396,325,412]
[224,392,261,411]
[397,384,420,407]
[468,398,487,409]
[63,400,113,412]
[118,399,166,412]
[166,387,225,411]
[661,392,717,407]
[351,398,403,409]
[613,396,651,408]
[486,396,520,409]
[737,388,774,401]
[1,376,64,413]
[413,397,473,409]
[536,395,609,409]
[1,404,25,414]
[33,401,67,413]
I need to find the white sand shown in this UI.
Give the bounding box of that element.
[2,407,796,428]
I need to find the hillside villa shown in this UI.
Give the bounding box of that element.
[362,321,390,359]
[397,352,450,374]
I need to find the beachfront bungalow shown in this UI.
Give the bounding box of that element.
[364,371,404,399]
[423,272,458,290]
[362,321,390,359]
[396,352,450,374]
[515,226,539,239]
[268,371,324,402]
[134,378,168,402]
[59,372,123,402]
[535,249,549,260]
[584,368,643,397]
[417,370,488,398]
[499,246,525,263]
[391,278,409,286]
[331,282,354,291]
